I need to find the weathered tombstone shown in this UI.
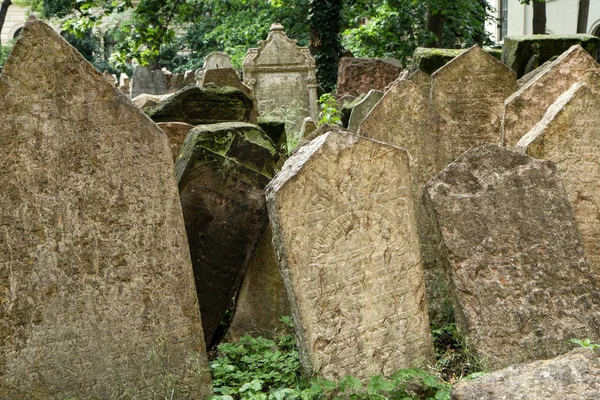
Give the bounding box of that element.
[102,70,117,86]
[119,72,130,96]
[194,51,234,85]
[336,57,403,97]
[226,226,291,341]
[243,23,319,146]
[423,144,600,370]
[130,65,169,98]
[300,116,317,139]
[132,93,173,111]
[431,45,516,167]
[176,122,277,346]
[347,89,384,132]
[0,17,212,398]
[266,130,435,381]
[201,67,259,124]
[452,348,600,400]
[147,86,253,125]
[516,82,600,282]
[410,47,502,75]
[157,122,195,162]
[501,45,600,149]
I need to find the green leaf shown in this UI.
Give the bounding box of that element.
[367,375,395,394]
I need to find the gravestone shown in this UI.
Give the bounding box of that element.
[226,226,291,341]
[201,67,259,124]
[516,82,600,283]
[194,51,233,85]
[119,72,130,96]
[176,122,277,345]
[347,89,383,132]
[130,65,169,98]
[0,17,212,398]
[300,117,317,139]
[431,45,516,167]
[102,70,117,86]
[132,93,173,111]
[266,130,435,381]
[243,23,319,146]
[423,144,600,370]
[336,57,403,97]
[157,122,195,162]
[501,45,600,149]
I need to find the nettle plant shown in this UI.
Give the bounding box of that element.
[318,93,342,127]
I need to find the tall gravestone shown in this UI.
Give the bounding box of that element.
[0,17,212,398]
[423,144,600,370]
[130,65,169,99]
[243,23,319,147]
[266,130,435,381]
[501,45,600,149]
[194,51,234,85]
[176,122,277,346]
[516,82,600,282]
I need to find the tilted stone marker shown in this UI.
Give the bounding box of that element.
[516,82,600,283]
[176,122,277,345]
[347,89,384,132]
[0,17,211,398]
[243,23,319,145]
[130,65,169,98]
[501,45,600,149]
[157,121,195,162]
[266,130,435,381]
[424,144,600,370]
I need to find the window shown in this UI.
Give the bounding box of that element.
[500,0,508,41]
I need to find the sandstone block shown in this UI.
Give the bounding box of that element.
[336,57,403,97]
[130,65,169,98]
[157,121,195,162]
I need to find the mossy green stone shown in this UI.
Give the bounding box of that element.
[502,35,600,78]
[411,47,503,74]
[258,116,287,150]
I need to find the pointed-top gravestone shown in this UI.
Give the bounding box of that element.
[517,82,600,283]
[0,17,211,398]
[266,130,435,381]
[243,23,319,146]
[347,89,384,132]
[424,144,600,370]
[501,45,600,149]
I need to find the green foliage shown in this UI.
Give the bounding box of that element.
[309,0,342,92]
[318,93,341,126]
[431,323,485,382]
[0,40,15,66]
[568,338,600,350]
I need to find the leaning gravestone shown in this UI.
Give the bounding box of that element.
[423,144,600,370]
[243,23,319,147]
[501,45,600,149]
[130,65,169,98]
[176,122,277,345]
[266,130,435,381]
[0,17,212,398]
[347,89,384,132]
[201,67,259,124]
[516,82,600,283]
[194,51,234,85]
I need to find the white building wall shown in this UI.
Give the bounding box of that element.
[1,4,27,45]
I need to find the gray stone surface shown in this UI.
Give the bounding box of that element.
[517,82,600,287]
[452,348,600,400]
[194,51,234,85]
[266,130,435,381]
[347,89,384,132]
[243,23,319,146]
[132,93,173,111]
[424,144,600,370]
[300,116,317,139]
[0,17,211,398]
[176,122,277,346]
[130,65,169,98]
[501,45,600,149]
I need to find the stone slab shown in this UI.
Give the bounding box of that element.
[336,57,403,97]
[200,67,258,124]
[410,47,502,75]
[266,130,435,381]
[347,89,383,132]
[424,144,600,370]
[157,121,195,162]
[130,65,169,98]
[0,17,211,398]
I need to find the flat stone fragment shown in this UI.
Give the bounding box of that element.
[157,121,195,162]
[176,122,277,345]
[516,82,600,285]
[130,65,169,98]
[452,348,600,400]
[226,226,291,341]
[336,57,403,97]
[266,130,435,381]
[0,17,211,398]
[501,45,600,149]
[347,89,384,132]
[146,85,253,125]
[132,93,173,111]
[424,144,600,370]
[300,117,317,139]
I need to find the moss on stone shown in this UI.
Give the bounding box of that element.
[258,116,287,150]
[410,47,503,75]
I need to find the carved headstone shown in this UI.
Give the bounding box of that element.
[157,122,195,162]
[424,144,600,370]
[243,23,319,146]
[201,67,259,124]
[501,45,600,149]
[516,82,600,282]
[266,130,435,381]
[0,17,212,398]
[130,65,169,98]
[336,57,403,97]
[347,89,384,132]
[176,122,277,345]
[194,52,234,85]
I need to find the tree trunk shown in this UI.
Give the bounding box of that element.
[577,0,590,33]
[426,6,445,47]
[532,0,546,34]
[0,0,12,45]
